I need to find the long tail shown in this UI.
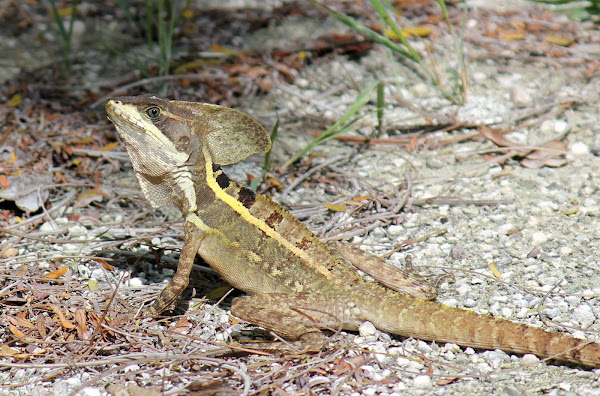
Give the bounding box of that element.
[369,294,600,367]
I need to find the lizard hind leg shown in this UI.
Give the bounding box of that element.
[326,240,438,300]
[231,293,349,342]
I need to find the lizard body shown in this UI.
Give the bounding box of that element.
[106,95,600,367]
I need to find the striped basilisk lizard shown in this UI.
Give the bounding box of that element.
[106,94,600,366]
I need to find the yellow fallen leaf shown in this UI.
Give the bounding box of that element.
[561,208,579,215]
[212,44,241,56]
[72,137,95,145]
[324,203,347,212]
[45,266,68,279]
[87,279,98,291]
[100,141,120,151]
[296,50,307,61]
[402,26,431,37]
[546,34,572,47]
[7,93,21,107]
[8,151,16,164]
[386,26,431,40]
[352,195,371,201]
[77,188,110,200]
[489,261,501,278]
[502,33,526,40]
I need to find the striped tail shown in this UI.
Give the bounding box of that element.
[369,294,600,367]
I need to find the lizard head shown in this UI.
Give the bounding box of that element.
[105,94,270,210]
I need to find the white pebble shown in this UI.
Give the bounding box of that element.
[573,304,596,328]
[413,375,432,388]
[359,321,378,337]
[510,85,531,108]
[522,354,540,366]
[570,141,589,156]
[127,277,144,287]
[531,231,548,245]
[68,224,88,236]
[40,221,60,233]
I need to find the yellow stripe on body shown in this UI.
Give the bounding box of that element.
[201,146,335,280]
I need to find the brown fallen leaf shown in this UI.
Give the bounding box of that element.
[44,266,68,279]
[51,305,76,329]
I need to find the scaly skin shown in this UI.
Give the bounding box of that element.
[106,95,600,367]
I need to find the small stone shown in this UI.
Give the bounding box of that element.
[558,382,572,391]
[456,284,471,295]
[1,246,18,258]
[501,307,513,318]
[464,298,477,308]
[472,71,487,81]
[127,278,144,287]
[510,85,532,107]
[450,245,466,260]
[559,246,573,255]
[573,304,596,328]
[570,141,589,156]
[426,157,445,169]
[78,388,102,396]
[68,224,88,236]
[498,223,515,235]
[413,375,432,388]
[522,353,540,366]
[358,321,378,337]
[40,221,60,233]
[531,231,548,245]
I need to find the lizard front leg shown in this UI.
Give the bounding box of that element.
[326,241,437,300]
[142,217,205,316]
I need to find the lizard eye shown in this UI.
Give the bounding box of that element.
[146,106,161,120]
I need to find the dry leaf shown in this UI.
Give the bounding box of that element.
[87,279,98,291]
[8,316,34,328]
[92,257,115,271]
[489,261,501,278]
[0,344,19,357]
[0,175,9,189]
[324,203,347,212]
[100,141,120,151]
[7,93,21,107]
[1,246,18,259]
[479,126,523,148]
[546,34,573,47]
[75,187,111,208]
[45,266,68,279]
[51,305,76,329]
[75,309,89,340]
[37,315,47,339]
[9,324,26,338]
[502,32,526,40]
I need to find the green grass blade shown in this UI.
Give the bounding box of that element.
[376,81,384,135]
[283,80,378,168]
[307,0,413,59]
[250,115,280,191]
